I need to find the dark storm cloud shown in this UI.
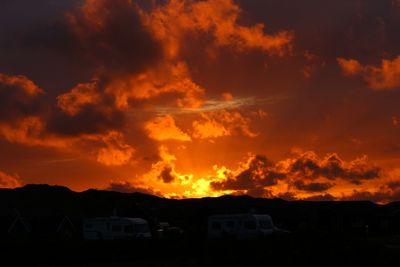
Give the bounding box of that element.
[0,0,85,92]
[0,74,46,123]
[211,151,381,198]
[0,0,163,138]
[44,79,129,137]
[289,153,381,185]
[0,72,128,144]
[158,166,176,184]
[47,105,126,137]
[211,155,286,197]
[47,0,162,138]
[66,0,162,78]
[292,180,334,193]
[0,0,162,93]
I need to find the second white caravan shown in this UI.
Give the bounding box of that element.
[208,214,277,240]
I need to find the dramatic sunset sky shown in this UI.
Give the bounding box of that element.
[1,0,400,202]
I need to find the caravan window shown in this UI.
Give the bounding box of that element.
[244,220,256,230]
[259,220,273,229]
[135,223,150,233]
[211,221,222,230]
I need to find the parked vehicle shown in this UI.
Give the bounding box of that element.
[83,217,151,240]
[208,214,278,240]
[156,222,184,239]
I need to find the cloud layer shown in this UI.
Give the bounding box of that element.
[338,56,400,90]
[210,151,381,198]
[0,0,400,202]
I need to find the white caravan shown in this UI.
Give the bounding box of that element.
[83,217,152,240]
[208,214,276,240]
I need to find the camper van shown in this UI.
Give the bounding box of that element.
[83,217,151,240]
[208,214,276,240]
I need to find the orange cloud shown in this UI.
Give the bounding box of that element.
[337,58,363,76]
[0,73,137,166]
[133,145,220,198]
[365,56,400,90]
[66,0,208,112]
[192,110,258,139]
[0,73,43,95]
[0,116,68,148]
[0,73,45,122]
[57,81,102,116]
[221,92,234,101]
[107,146,387,201]
[140,0,293,58]
[107,62,204,109]
[338,56,400,90]
[0,73,67,147]
[192,116,229,139]
[95,131,135,166]
[392,116,399,127]
[145,115,191,142]
[143,146,180,185]
[0,171,22,189]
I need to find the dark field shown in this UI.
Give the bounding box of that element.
[3,234,400,267]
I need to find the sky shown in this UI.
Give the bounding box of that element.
[1,0,400,202]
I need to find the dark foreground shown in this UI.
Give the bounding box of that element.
[2,185,400,266]
[2,234,400,267]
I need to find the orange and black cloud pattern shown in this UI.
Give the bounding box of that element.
[1,0,400,202]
